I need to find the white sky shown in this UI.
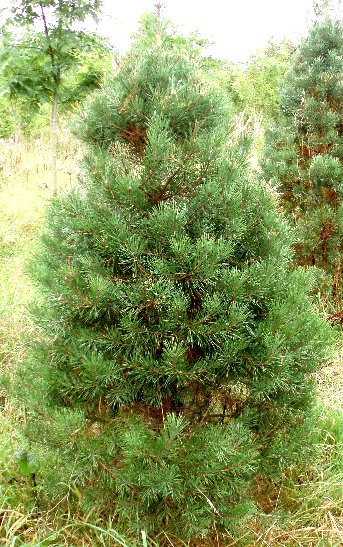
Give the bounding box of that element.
[0,1,341,62]
[97,0,317,61]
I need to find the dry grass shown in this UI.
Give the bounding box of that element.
[238,360,343,547]
[0,134,78,384]
[0,135,137,546]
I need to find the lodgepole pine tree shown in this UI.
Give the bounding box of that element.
[262,14,343,312]
[18,15,333,542]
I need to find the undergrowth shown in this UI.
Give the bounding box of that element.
[0,136,342,546]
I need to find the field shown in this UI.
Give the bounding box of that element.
[0,137,342,546]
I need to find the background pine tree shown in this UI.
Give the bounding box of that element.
[15,16,334,542]
[262,15,343,313]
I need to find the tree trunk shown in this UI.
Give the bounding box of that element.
[40,1,60,193]
[12,101,20,143]
[50,81,59,193]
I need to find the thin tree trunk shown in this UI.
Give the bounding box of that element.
[12,101,20,143]
[155,2,163,46]
[51,82,59,193]
[39,1,60,193]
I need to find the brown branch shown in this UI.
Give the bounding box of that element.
[39,2,56,77]
[327,310,343,323]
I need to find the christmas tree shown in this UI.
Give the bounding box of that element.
[18,16,333,542]
[262,14,343,312]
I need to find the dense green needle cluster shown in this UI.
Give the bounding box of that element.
[263,17,343,309]
[19,20,334,541]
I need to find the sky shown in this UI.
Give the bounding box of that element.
[0,1,341,63]
[97,0,317,61]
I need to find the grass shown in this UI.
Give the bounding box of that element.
[0,135,342,546]
[0,135,148,546]
[247,363,343,546]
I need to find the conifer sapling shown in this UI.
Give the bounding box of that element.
[18,15,334,541]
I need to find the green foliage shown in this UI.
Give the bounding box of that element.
[131,12,210,58]
[0,32,48,104]
[0,28,112,103]
[11,15,335,542]
[0,35,112,138]
[11,0,102,26]
[262,17,343,310]
[0,1,109,138]
[8,0,104,93]
[62,35,113,106]
[233,40,295,123]
[16,450,37,477]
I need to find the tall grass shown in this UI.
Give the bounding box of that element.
[246,360,343,546]
[0,136,153,546]
[0,136,342,546]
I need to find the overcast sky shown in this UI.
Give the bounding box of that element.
[0,1,341,62]
[97,0,316,61]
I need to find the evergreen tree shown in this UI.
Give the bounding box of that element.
[262,16,343,312]
[16,16,333,542]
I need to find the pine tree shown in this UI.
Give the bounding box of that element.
[17,16,333,542]
[262,15,343,312]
